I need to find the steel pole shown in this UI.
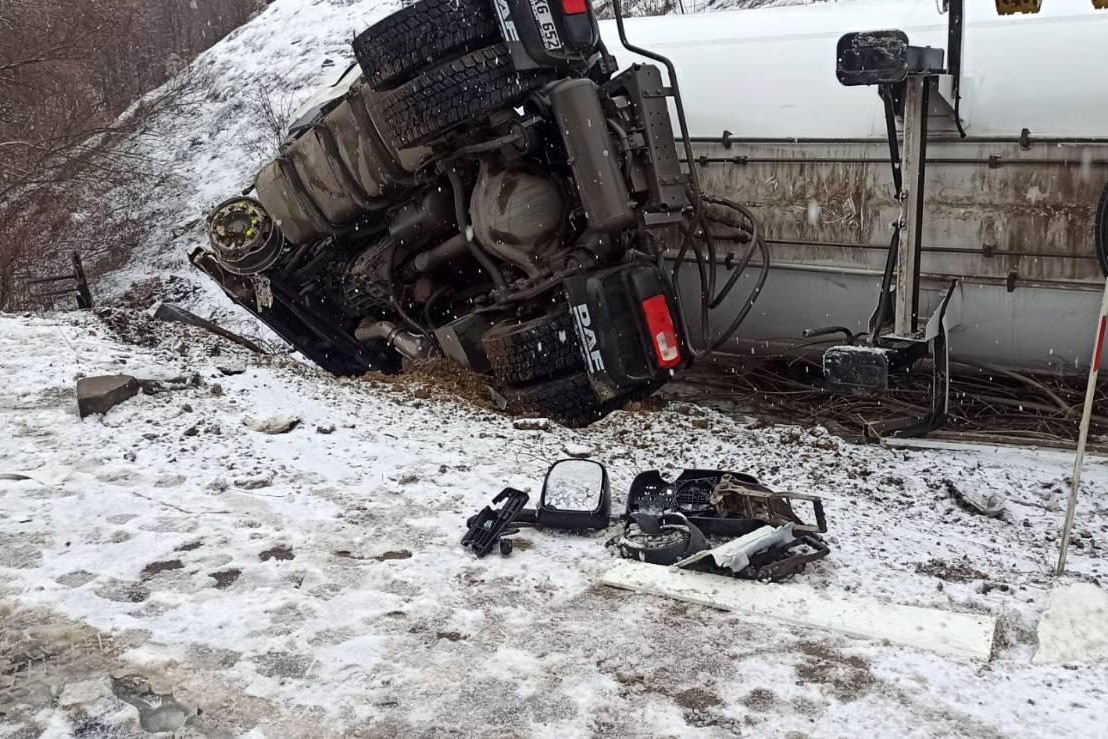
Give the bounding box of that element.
[1056,275,1108,575]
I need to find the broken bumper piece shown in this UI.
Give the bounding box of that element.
[618,469,830,581]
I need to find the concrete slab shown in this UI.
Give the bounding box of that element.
[76,375,139,418]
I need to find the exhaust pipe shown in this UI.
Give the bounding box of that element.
[355,320,435,361]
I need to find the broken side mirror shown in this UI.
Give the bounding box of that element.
[836,30,944,87]
[529,459,611,530]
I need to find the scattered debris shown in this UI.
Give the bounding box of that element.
[711,474,827,534]
[375,550,413,561]
[22,252,93,311]
[619,512,709,566]
[76,375,140,418]
[0,464,73,486]
[563,443,593,458]
[316,424,336,435]
[677,525,796,572]
[517,459,612,530]
[150,302,266,354]
[603,561,997,660]
[945,479,1007,519]
[488,386,509,411]
[513,418,552,432]
[216,361,247,376]
[436,631,466,642]
[464,461,613,557]
[233,474,274,490]
[242,415,301,434]
[462,489,529,558]
[618,469,829,581]
[1033,584,1108,664]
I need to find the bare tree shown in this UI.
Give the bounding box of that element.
[0,0,264,310]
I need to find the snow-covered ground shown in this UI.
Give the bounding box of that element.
[2,308,1107,737]
[5,0,1106,735]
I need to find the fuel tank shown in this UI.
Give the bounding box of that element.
[601,3,1108,372]
[254,77,430,245]
[601,0,1108,139]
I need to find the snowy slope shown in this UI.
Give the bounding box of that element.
[2,308,1108,736]
[96,0,408,330]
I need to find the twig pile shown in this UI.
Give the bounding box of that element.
[677,353,1108,445]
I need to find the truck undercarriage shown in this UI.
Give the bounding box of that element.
[191,0,765,425]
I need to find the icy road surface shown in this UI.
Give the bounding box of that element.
[2,309,1107,737]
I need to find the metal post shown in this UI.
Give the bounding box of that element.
[895,77,930,337]
[1056,275,1108,575]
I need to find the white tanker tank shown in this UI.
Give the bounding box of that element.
[602,0,1108,372]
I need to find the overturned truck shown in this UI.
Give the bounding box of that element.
[193,0,761,425]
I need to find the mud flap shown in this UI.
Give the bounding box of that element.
[564,263,681,401]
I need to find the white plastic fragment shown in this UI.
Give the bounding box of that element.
[601,560,997,661]
[675,524,795,572]
[0,465,74,487]
[242,415,301,434]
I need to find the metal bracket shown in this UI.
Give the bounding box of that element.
[894,76,931,337]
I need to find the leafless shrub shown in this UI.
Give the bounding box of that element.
[246,83,296,165]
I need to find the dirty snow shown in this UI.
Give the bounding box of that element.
[2,308,1108,737]
[1033,584,1108,665]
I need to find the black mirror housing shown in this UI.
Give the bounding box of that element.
[836,30,945,87]
[534,459,611,530]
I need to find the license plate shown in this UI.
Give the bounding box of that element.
[528,0,563,51]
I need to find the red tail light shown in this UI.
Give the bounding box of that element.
[641,295,681,369]
[562,0,588,14]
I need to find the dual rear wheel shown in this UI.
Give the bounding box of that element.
[354,0,548,150]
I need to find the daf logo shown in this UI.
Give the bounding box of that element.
[572,304,605,373]
[494,0,520,42]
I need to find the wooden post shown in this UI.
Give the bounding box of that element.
[1056,275,1108,575]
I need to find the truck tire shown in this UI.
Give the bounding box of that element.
[352,0,500,91]
[503,372,607,428]
[374,44,550,150]
[483,312,584,385]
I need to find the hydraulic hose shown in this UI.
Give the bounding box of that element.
[702,199,771,351]
[669,196,772,356]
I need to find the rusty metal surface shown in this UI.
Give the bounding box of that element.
[690,137,1108,285]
